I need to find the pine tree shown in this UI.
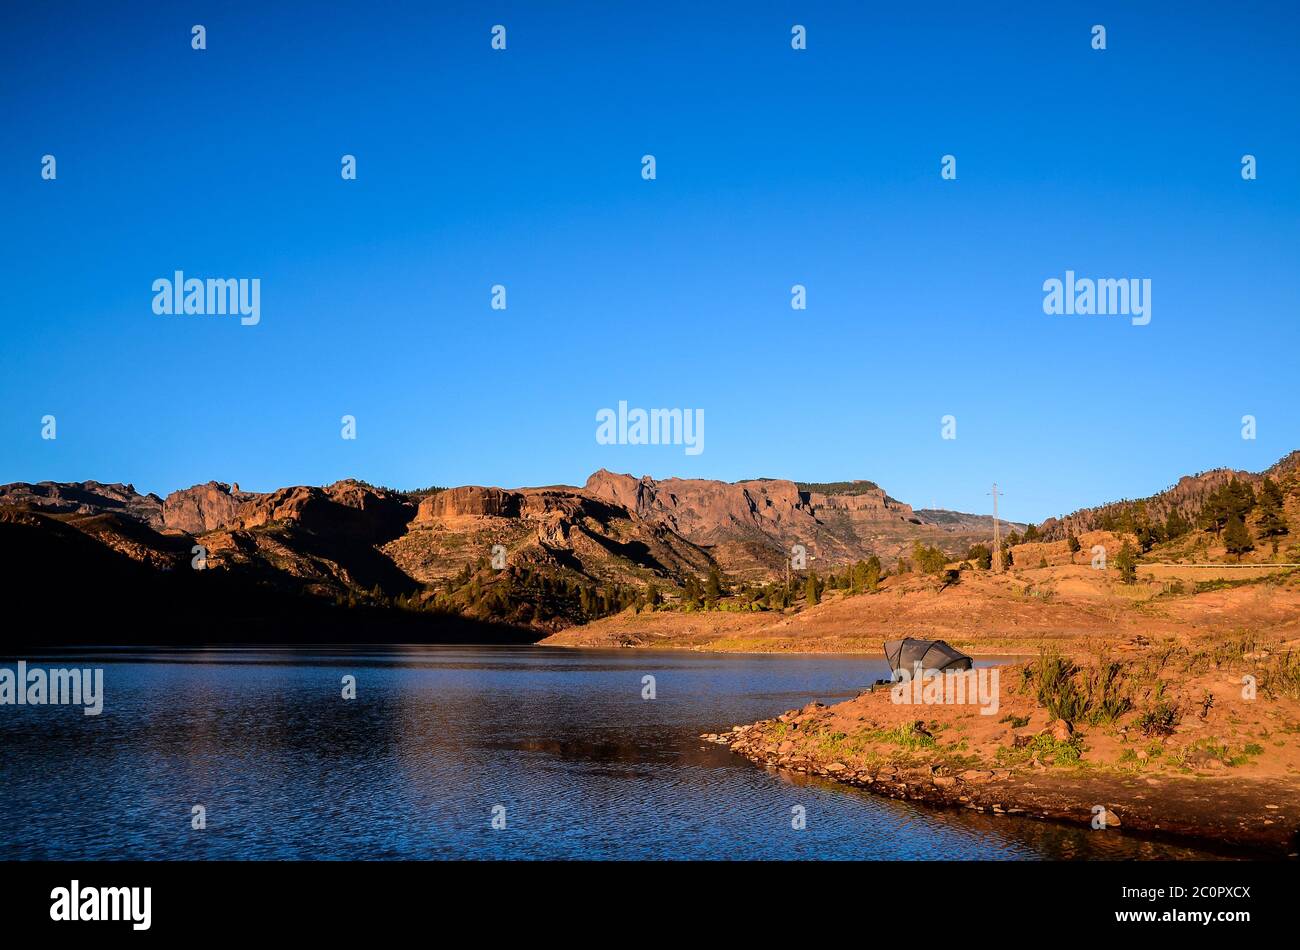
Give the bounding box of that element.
[1261,476,1285,509]
[805,571,820,606]
[865,555,882,591]
[705,565,723,607]
[913,541,946,575]
[1202,486,1228,533]
[1224,515,1254,559]
[1256,478,1289,553]
[684,575,701,609]
[766,584,781,609]
[1114,540,1138,584]
[1204,479,1256,534]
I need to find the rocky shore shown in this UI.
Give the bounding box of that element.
[704,675,1300,859]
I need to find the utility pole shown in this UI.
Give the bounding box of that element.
[989,483,1004,573]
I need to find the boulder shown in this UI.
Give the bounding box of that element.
[1044,720,1074,742]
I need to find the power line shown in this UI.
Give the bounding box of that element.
[989,483,1004,573]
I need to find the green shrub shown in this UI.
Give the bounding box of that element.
[1137,701,1180,737]
[1032,650,1086,722]
[1030,649,1132,725]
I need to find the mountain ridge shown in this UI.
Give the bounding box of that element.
[2,452,1295,639]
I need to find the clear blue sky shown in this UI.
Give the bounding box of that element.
[2,1,1297,523]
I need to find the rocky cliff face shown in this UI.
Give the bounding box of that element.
[807,489,914,515]
[583,469,945,574]
[392,482,713,590]
[232,481,414,542]
[0,481,164,530]
[0,469,1013,603]
[585,470,818,543]
[162,481,258,534]
[416,486,521,520]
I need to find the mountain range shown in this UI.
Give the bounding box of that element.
[2,454,1295,643]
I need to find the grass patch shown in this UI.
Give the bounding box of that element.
[869,723,938,751]
[996,733,1083,768]
[1169,737,1266,770]
[1258,649,1300,700]
[1194,577,1267,594]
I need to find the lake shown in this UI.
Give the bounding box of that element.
[0,646,1218,860]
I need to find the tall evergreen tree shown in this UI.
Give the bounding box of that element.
[865,555,882,591]
[849,560,865,594]
[1224,514,1254,559]
[683,575,701,609]
[1256,478,1289,553]
[805,571,820,606]
[1204,479,1256,534]
[1114,540,1138,584]
[705,565,722,607]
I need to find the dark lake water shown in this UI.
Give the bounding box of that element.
[0,646,1219,860]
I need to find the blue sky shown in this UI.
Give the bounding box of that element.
[2,1,1297,522]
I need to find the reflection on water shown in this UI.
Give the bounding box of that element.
[0,646,1221,860]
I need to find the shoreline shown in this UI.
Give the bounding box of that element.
[536,641,1038,659]
[702,639,1300,861]
[707,713,1300,860]
[7,640,1035,660]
